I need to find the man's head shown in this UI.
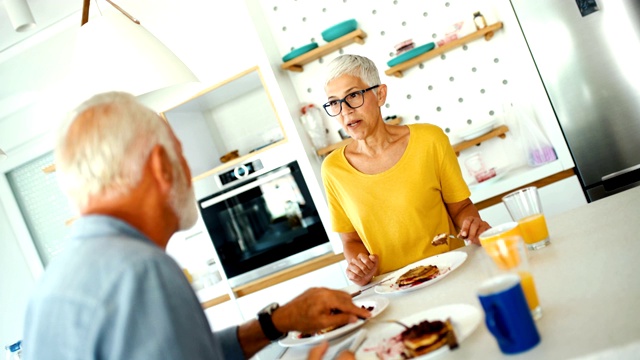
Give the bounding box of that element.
[324,54,381,91]
[55,91,198,233]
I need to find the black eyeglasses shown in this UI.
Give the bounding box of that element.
[322,85,380,117]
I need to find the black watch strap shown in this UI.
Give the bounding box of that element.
[258,304,286,341]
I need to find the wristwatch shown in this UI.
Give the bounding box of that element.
[257,302,287,341]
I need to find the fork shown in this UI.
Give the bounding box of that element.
[368,318,410,329]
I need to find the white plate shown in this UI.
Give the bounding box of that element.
[457,119,497,141]
[278,295,390,347]
[356,303,482,360]
[374,251,468,295]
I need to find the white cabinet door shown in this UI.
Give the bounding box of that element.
[235,262,349,322]
[479,175,587,226]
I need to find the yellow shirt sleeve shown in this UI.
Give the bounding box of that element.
[321,124,470,274]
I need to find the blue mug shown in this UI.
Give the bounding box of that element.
[478,273,540,354]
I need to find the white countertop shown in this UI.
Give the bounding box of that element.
[272,186,640,359]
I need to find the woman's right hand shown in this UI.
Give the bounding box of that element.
[346,253,379,286]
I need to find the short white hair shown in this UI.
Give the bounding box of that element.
[324,54,381,90]
[55,91,179,209]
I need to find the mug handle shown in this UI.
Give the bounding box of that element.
[485,304,514,345]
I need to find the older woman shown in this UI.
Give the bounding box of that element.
[321,54,490,286]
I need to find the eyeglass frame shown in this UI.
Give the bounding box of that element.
[322,85,380,117]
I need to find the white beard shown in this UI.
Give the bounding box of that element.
[169,168,199,231]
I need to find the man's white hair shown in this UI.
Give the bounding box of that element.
[324,54,382,91]
[55,91,179,210]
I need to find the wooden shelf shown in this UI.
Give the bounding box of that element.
[385,22,504,78]
[281,29,368,72]
[452,124,509,156]
[316,117,402,156]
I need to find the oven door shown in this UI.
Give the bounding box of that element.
[198,160,330,285]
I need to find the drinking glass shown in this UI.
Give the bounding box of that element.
[478,221,522,247]
[464,152,496,183]
[481,235,543,320]
[502,186,550,250]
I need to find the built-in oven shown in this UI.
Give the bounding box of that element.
[197,152,331,287]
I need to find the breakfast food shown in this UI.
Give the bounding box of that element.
[401,319,450,357]
[401,318,458,357]
[365,318,458,359]
[396,265,440,287]
[432,233,449,246]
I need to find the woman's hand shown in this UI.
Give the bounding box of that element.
[346,253,379,286]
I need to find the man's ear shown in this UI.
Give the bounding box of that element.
[148,144,174,193]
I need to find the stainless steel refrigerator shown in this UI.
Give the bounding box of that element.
[510,0,640,201]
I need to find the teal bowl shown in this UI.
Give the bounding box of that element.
[282,42,319,62]
[387,42,436,67]
[321,19,358,42]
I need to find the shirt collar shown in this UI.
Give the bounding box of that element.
[68,215,151,245]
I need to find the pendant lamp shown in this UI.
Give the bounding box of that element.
[4,0,37,32]
[68,0,199,112]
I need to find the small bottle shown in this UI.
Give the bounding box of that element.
[473,11,494,40]
[473,11,487,30]
[5,340,22,360]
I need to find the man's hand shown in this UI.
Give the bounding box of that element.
[346,253,379,286]
[272,288,371,335]
[458,216,491,245]
[308,341,355,360]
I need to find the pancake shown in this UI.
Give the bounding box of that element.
[396,265,440,287]
[401,319,449,357]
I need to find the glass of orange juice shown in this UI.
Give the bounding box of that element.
[502,186,550,250]
[481,235,542,320]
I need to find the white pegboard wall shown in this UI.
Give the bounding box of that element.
[261,2,513,126]
[256,0,543,173]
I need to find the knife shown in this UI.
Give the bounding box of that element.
[350,278,393,298]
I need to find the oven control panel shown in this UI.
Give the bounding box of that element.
[218,159,264,186]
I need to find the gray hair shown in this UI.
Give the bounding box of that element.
[324,54,382,90]
[55,91,179,209]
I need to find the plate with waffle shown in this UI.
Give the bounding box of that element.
[374,251,467,295]
[356,303,481,359]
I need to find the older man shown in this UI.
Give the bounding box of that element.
[22,92,367,360]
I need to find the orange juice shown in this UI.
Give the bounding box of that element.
[518,271,540,311]
[518,214,549,245]
[479,222,523,247]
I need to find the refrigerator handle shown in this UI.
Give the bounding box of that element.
[601,164,640,191]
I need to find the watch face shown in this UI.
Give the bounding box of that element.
[263,302,279,314]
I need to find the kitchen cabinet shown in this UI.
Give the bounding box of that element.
[281,29,367,72]
[385,22,504,78]
[161,66,286,181]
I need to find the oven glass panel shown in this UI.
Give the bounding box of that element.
[198,161,329,279]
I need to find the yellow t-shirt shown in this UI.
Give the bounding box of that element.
[321,124,471,274]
